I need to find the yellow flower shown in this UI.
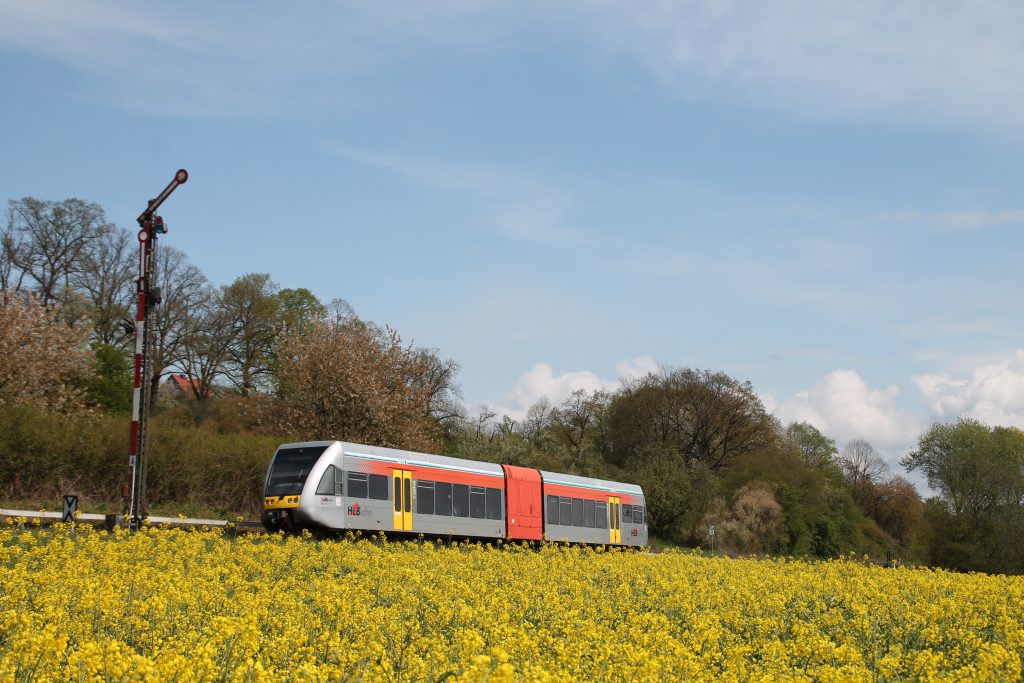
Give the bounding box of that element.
[0,527,1020,682]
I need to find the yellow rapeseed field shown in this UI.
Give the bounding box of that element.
[1,522,1022,682]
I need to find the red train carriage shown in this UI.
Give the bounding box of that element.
[262,441,647,547]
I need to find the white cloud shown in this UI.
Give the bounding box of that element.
[0,1,507,118]
[877,209,1024,233]
[615,355,659,380]
[913,350,1024,428]
[579,1,1024,131]
[898,316,1011,339]
[494,356,657,420]
[4,1,1023,131]
[770,369,922,462]
[334,150,581,242]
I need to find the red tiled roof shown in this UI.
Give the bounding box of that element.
[169,373,202,392]
[167,373,230,399]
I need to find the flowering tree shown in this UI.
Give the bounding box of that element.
[275,318,437,452]
[0,292,92,412]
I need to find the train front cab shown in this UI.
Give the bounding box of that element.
[264,441,512,539]
[539,471,647,547]
[340,444,507,539]
[262,441,337,532]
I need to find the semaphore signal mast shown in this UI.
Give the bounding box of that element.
[126,169,188,530]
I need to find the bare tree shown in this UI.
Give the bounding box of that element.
[72,227,136,346]
[0,220,25,292]
[520,397,552,444]
[551,390,605,453]
[178,286,235,402]
[837,439,888,491]
[327,297,356,325]
[147,246,209,410]
[410,349,464,435]
[3,198,112,305]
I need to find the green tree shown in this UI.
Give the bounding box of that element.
[726,445,867,558]
[902,419,1017,518]
[276,287,326,338]
[85,342,132,413]
[785,421,839,471]
[221,273,280,396]
[604,368,778,471]
[903,418,1024,573]
[632,445,719,544]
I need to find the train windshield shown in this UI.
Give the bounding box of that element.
[265,445,328,496]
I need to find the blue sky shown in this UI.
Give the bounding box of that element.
[2,1,1023,473]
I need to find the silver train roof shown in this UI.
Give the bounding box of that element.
[539,470,644,497]
[275,441,643,495]
[279,441,504,477]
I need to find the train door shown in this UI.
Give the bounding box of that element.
[392,470,413,531]
[608,496,620,544]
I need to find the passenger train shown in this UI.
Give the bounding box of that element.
[261,441,648,547]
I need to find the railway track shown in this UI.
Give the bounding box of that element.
[0,508,265,532]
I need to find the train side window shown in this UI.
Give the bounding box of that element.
[559,497,572,525]
[623,504,633,523]
[416,480,435,515]
[571,498,584,527]
[595,501,607,529]
[316,466,341,496]
[546,495,559,525]
[369,474,389,500]
[453,484,469,517]
[634,506,644,525]
[435,482,453,516]
[469,486,486,518]
[485,488,502,520]
[347,471,368,498]
[584,499,596,528]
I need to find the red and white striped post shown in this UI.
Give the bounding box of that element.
[126,169,188,530]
